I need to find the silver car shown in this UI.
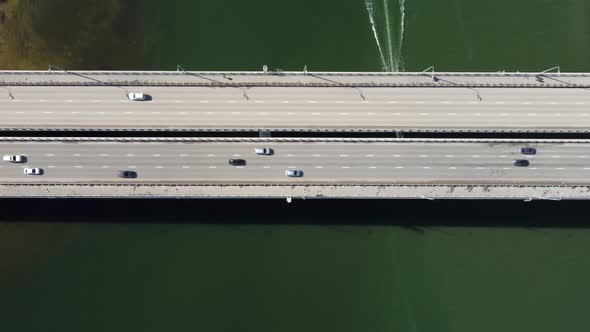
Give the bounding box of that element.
[285,169,304,177]
[255,148,273,155]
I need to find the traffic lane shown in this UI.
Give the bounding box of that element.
[1,163,589,184]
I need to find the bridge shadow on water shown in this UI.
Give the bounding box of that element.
[0,198,585,228]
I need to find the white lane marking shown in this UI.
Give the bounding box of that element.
[65,100,73,103]
[530,167,537,170]
[474,113,482,116]
[447,113,457,116]
[395,166,404,169]
[48,166,56,169]
[503,167,511,170]
[393,154,400,157]
[100,154,109,157]
[231,112,241,115]
[423,166,431,169]
[472,155,480,158]
[311,113,321,115]
[15,111,24,114]
[415,101,425,104]
[175,100,184,103]
[286,154,295,157]
[367,112,376,115]
[73,154,81,157]
[40,99,48,102]
[287,112,296,115]
[388,101,398,104]
[126,154,135,157]
[522,102,532,105]
[551,155,561,158]
[366,154,374,157]
[312,154,321,157]
[209,166,217,169]
[43,112,53,114]
[227,100,237,103]
[257,112,269,115]
[578,156,587,158]
[448,167,457,170]
[182,166,191,169]
[263,166,271,169]
[128,166,137,169]
[254,100,265,104]
[155,166,164,169]
[500,113,509,116]
[527,113,537,116]
[151,112,161,114]
[441,101,451,104]
[341,166,351,169]
[287,166,297,169]
[180,154,189,157]
[282,101,290,104]
[499,155,507,158]
[207,154,216,157]
[102,166,110,168]
[368,166,377,169]
[339,113,349,115]
[576,102,585,105]
[71,111,80,114]
[555,167,565,170]
[307,100,318,104]
[554,113,562,116]
[495,101,505,104]
[236,166,245,169]
[206,112,214,115]
[340,154,349,157]
[153,154,161,157]
[584,168,590,170]
[45,153,54,157]
[391,113,401,116]
[75,166,83,168]
[233,154,242,157]
[315,166,324,169]
[476,167,486,170]
[419,113,429,116]
[445,155,455,158]
[200,100,209,103]
[419,155,428,158]
[123,112,133,114]
[178,112,187,115]
[335,101,344,104]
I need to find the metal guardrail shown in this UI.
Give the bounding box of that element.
[1,137,590,143]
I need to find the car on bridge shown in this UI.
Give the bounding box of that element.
[513,159,530,167]
[521,147,537,155]
[118,170,138,179]
[255,148,273,156]
[3,154,26,163]
[286,169,304,177]
[24,167,43,175]
[127,93,150,101]
[229,159,247,166]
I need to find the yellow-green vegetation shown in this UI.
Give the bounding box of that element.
[0,0,155,69]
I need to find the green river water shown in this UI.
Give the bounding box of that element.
[0,0,590,331]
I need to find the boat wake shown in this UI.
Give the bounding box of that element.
[364,0,407,72]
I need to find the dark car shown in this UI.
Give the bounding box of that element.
[513,159,530,167]
[118,170,138,178]
[521,147,537,155]
[229,159,246,166]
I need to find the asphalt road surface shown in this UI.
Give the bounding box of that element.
[0,140,589,184]
[1,86,590,131]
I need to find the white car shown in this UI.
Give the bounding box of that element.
[285,169,304,177]
[127,92,148,101]
[3,155,25,163]
[255,148,273,155]
[24,167,43,175]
